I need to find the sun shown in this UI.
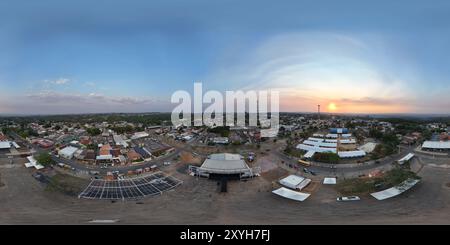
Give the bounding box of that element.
[328,103,337,111]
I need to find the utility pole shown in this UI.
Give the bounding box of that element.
[317,104,321,120]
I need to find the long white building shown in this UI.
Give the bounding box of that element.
[297,134,365,159]
[422,141,450,150]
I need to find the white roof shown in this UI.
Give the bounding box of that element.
[338,150,366,158]
[212,137,229,143]
[308,137,324,142]
[0,141,11,149]
[296,144,336,153]
[371,178,420,200]
[297,179,311,190]
[358,142,377,153]
[59,146,79,157]
[303,140,337,148]
[326,133,351,138]
[27,156,37,165]
[339,139,356,144]
[209,153,242,160]
[422,141,450,149]
[398,153,414,164]
[113,135,128,148]
[272,187,311,202]
[323,177,337,185]
[279,175,305,189]
[200,153,250,174]
[308,137,356,144]
[11,141,20,149]
[96,155,113,160]
[131,132,149,140]
[304,150,315,158]
[25,156,45,169]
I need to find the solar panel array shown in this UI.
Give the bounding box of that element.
[79,172,182,200]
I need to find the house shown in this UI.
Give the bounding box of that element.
[79,136,91,146]
[33,139,54,148]
[84,150,96,163]
[127,150,143,163]
[0,133,8,141]
[99,144,112,156]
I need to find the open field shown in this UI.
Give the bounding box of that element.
[1,154,450,224]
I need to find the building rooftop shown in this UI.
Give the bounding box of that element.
[200,153,250,174]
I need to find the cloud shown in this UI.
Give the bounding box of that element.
[44,78,70,85]
[206,32,425,112]
[26,90,157,106]
[0,90,174,114]
[338,97,409,106]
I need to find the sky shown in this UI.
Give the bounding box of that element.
[0,0,450,115]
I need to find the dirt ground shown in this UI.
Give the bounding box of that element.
[1,155,450,224]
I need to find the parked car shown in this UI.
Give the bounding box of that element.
[303,168,317,175]
[337,196,361,202]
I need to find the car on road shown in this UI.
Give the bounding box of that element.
[337,196,361,202]
[303,168,317,175]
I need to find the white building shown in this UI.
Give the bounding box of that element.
[131,132,149,140]
[279,175,311,190]
[113,135,128,148]
[213,137,229,144]
[422,141,450,150]
[0,141,11,149]
[198,153,253,178]
[58,146,79,159]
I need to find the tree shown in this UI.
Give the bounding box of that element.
[313,152,339,163]
[1,127,10,134]
[86,127,101,136]
[35,152,55,166]
[369,128,383,139]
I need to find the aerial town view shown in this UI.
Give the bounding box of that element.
[0,0,450,232]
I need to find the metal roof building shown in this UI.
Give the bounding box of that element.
[199,153,253,177]
[279,175,311,190]
[296,144,337,153]
[0,141,11,149]
[338,150,366,158]
[422,141,450,150]
[58,146,79,159]
[398,153,415,164]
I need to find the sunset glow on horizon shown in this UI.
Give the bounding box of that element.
[0,1,449,115]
